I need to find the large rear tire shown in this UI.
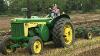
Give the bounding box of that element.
[52,18,75,48]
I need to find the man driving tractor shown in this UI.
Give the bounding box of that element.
[49,4,60,18]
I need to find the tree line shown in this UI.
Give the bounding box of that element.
[0,0,100,15]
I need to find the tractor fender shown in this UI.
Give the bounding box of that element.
[55,14,70,19]
[51,14,70,28]
[52,14,70,23]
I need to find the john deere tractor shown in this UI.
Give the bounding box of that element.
[0,14,75,55]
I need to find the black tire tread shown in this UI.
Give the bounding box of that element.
[52,18,75,47]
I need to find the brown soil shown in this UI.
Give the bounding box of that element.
[0,16,22,31]
[76,47,100,56]
[0,17,11,31]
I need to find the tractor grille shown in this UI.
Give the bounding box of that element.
[11,23,24,37]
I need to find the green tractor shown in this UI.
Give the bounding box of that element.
[0,14,75,55]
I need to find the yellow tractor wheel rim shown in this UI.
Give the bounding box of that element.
[6,48,13,53]
[33,40,41,54]
[64,25,73,45]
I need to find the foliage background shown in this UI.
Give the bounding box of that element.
[0,0,100,15]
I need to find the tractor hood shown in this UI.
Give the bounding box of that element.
[11,16,52,23]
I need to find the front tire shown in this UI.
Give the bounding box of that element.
[28,36,43,55]
[52,18,75,48]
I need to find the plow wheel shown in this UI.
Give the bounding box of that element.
[52,18,75,48]
[85,31,93,39]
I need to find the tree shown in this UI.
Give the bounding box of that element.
[2,0,100,15]
[0,0,7,15]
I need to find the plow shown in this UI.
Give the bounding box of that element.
[74,18,100,39]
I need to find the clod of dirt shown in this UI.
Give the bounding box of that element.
[0,31,11,36]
